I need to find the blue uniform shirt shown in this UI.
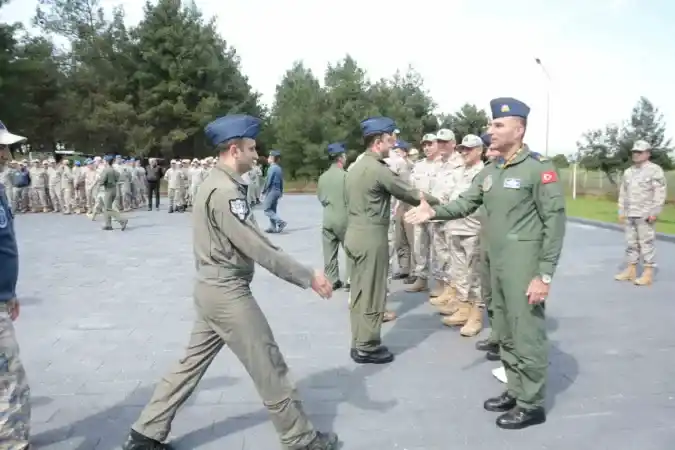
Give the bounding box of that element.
[0,185,18,303]
[263,164,284,194]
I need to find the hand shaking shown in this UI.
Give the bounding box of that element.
[404,196,436,225]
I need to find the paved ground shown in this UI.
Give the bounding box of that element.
[14,195,675,450]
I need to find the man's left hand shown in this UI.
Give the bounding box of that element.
[526,278,550,305]
[647,215,657,223]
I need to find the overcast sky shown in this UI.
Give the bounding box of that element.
[2,0,674,155]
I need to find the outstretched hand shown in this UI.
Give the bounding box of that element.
[404,196,436,225]
[311,270,333,299]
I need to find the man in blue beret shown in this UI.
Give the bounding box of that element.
[123,114,339,450]
[344,116,440,365]
[406,97,566,430]
[261,149,286,233]
[98,154,129,231]
[317,142,350,291]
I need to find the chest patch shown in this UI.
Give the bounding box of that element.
[503,178,521,189]
[482,175,493,192]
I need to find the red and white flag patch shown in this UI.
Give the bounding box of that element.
[541,171,557,184]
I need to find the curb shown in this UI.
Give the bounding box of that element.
[568,217,675,243]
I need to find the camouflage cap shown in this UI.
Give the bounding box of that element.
[421,133,436,142]
[632,140,651,152]
[458,134,484,149]
[436,129,456,142]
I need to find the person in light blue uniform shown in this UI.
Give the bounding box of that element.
[262,149,287,233]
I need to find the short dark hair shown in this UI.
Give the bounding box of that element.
[364,133,385,149]
[329,153,344,162]
[215,138,243,154]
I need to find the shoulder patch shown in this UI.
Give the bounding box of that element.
[529,151,548,162]
[229,198,250,222]
[541,170,558,184]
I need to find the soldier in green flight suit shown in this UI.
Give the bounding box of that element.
[405,98,566,430]
[345,117,439,365]
[475,132,502,362]
[317,142,349,290]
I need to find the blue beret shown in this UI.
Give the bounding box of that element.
[490,97,530,120]
[360,116,397,138]
[205,114,261,147]
[480,133,491,147]
[74,160,81,166]
[269,150,281,157]
[104,155,114,162]
[327,142,346,154]
[115,154,121,159]
[393,140,410,150]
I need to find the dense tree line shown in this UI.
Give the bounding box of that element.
[1,0,671,181]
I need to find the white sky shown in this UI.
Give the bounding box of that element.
[2,0,674,156]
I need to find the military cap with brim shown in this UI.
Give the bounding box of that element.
[269,150,281,157]
[421,133,436,142]
[327,142,346,154]
[457,134,484,149]
[490,97,530,120]
[480,133,491,147]
[205,114,262,147]
[632,140,651,152]
[360,117,397,137]
[393,140,411,150]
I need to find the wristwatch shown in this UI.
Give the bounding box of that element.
[540,274,552,284]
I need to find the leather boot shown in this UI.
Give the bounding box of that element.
[614,263,637,281]
[634,266,654,286]
[429,280,445,297]
[437,296,460,316]
[405,277,428,292]
[442,302,471,327]
[430,283,453,306]
[460,305,484,337]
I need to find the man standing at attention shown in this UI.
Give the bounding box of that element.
[262,150,287,233]
[405,98,566,430]
[345,117,438,365]
[122,114,339,450]
[317,142,349,290]
[145,158,163,211]
[614,139,667,285]
[0,132,31,449]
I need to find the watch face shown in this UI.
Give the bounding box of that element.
[542,275,552,284]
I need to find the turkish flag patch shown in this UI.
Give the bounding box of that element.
[541,171,557,184]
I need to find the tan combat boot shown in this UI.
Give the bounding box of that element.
[429,280,445,298]
[460,305,484,337]
[437,288,459,316]
[442,302,471,327]
[634,266,654,286]
[429,283,457,308]
[405,277,428,293]
[614,264,637,281]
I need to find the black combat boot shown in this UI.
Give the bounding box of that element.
[297,431,340,449]
[122,429,173,450]
[475,339,499,353]
[350,346,394,364]
[484,391,517,412]
[496,406,546,430]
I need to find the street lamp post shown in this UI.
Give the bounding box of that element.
[534,57,551,157]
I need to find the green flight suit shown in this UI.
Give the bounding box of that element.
[317,164,349,284]
[432,149,566,409]
[100,166,125,229]
[132,163,320,448]
[344,151,438,352]
[478,206,498,343]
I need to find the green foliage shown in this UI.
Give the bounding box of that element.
[577,97,674,183]
[551,154,569,168]
[0,0,492,180]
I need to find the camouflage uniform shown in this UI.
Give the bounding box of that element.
[406,156,436,292]
[616,145,667,285]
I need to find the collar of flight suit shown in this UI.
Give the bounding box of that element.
[364,150,384,162]
[499,147,531,169]
[213,161,249,197]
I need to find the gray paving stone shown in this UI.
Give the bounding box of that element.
[13,196,675,450]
